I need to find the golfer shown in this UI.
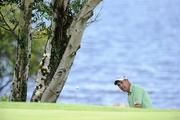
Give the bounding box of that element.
[114,77,152,108]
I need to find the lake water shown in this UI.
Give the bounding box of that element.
[58,0,180,109]
[2,0,179,109]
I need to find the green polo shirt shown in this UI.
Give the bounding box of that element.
[128,84,152,108]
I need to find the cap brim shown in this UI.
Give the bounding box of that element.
[115,78,124,81]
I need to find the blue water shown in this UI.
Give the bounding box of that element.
[2,0,179,109]
[59,0,180,109]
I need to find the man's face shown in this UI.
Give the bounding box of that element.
[116,80,130,92]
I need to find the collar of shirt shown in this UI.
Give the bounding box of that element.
[128,84,133,95]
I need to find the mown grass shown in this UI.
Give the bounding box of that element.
[0,102,180,120]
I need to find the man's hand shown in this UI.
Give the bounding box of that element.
[134,103,142,108]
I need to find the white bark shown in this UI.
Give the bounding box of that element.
[31,0,69,102]
[31,2,55,101]
[11,0,34,101]
[30,16,54,102]
[41,0,102,102]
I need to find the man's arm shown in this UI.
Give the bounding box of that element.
[133,87,145,108]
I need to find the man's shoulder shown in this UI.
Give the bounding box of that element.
[133,85,145,92]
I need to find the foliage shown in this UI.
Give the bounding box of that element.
[0,2,47,85]
[0,0,93,95]
[0,94,9,101]
[70,0,87,15]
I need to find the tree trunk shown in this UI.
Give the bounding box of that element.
[11,0,34,101]
[31,0,101,102]
[31,0,73,102]
[41,0,102,102]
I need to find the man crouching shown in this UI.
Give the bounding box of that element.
[114,77,152,108]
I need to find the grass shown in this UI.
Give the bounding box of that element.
[0,102,180,120]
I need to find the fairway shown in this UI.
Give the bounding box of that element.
[0,102,180,120]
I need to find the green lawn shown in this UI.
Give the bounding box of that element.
[0,102,180,120]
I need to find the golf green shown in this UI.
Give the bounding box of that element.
[0,102,179,120]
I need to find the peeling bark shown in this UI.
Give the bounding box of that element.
[11,0,34,101]
[41,0,102,102]
[31,0,73,102]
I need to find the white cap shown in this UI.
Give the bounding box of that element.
[115,76,128,80]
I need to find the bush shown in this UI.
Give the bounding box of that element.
[0,95,9,102]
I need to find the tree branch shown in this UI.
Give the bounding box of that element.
[0,79,11,93]
[0,11,12,30]
[0,25,10,31]
[0,11,18,39]
[87,5,102,25]
[12,22,19,31]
